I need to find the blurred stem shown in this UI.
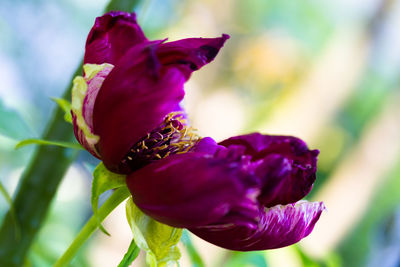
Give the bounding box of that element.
[54,187,130,267]
[181,230,205,267]
[0,180,20,240]
[0,1,141,266]
[0,66,81,267]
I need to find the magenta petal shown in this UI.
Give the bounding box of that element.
[71,113,99,158]
[126,153,260,228]
[82,65,114,130]
[192,137,220,154]
[157,34,229,78]
[93,41,186,172]
[84,11,147,65]
[219,133,319,207]
[71,64,114,158]
[190,201,325,251]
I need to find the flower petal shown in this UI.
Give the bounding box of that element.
[92,41,186,173]
[190,201,325,251]
[126,152,260,228]
[93,36,228,173]
[82,64,114,130]
[192,137,220,154]
[71,63,113,158]
[157,34,229,78]
[84,11,147,65]
[219,133,319,207]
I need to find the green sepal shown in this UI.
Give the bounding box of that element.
[126,197,182,267]
[51,97,72,123]
[91,162,127,235]
[15,138,83,150]
[118,238,141,267]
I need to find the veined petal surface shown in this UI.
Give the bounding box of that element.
[190,201,325,251]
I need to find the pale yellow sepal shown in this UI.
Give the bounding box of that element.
[126,197,182,267]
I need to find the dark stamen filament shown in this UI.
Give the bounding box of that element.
[121,112,199,171]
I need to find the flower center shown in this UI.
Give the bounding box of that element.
[121,112,200,171]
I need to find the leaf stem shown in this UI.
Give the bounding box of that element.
[15,138,83,150]
[54,187,130,267]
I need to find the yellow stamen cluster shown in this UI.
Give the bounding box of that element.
[122,111,200,171]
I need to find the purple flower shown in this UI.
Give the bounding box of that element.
[71,11,229,173]
[127,134,324,250]
[72,11,324,251]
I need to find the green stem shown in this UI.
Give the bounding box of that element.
[0,1,142,266]
[0,70,79,266]
[117,238,140,267]
[54,187,130,267]
[0,180,20,240]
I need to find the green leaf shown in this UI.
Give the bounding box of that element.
[51,97,72,123]
[118,238,140,267]
[15,139,83,150]
[92,162,126,235]
[126,197,182,267]
[0,100,32,139]
[181,230,205,267]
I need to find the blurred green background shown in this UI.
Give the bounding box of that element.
[1,0,400,266]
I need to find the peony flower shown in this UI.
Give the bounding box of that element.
[72,11,324,251]
[127,134,324,250]
[71,11,229,173]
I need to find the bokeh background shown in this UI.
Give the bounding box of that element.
[1,0,400,266]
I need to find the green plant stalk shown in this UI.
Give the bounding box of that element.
[54,187,131,267]
[0,67,80,267]
[0,180,20,240]
[118,238,140,267]
[0,1,141,265]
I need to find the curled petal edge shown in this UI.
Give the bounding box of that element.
[218,133,319,207]
[71,63,113,158]
[190,201,326,251]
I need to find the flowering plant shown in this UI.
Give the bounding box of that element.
[60,11,325,266]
